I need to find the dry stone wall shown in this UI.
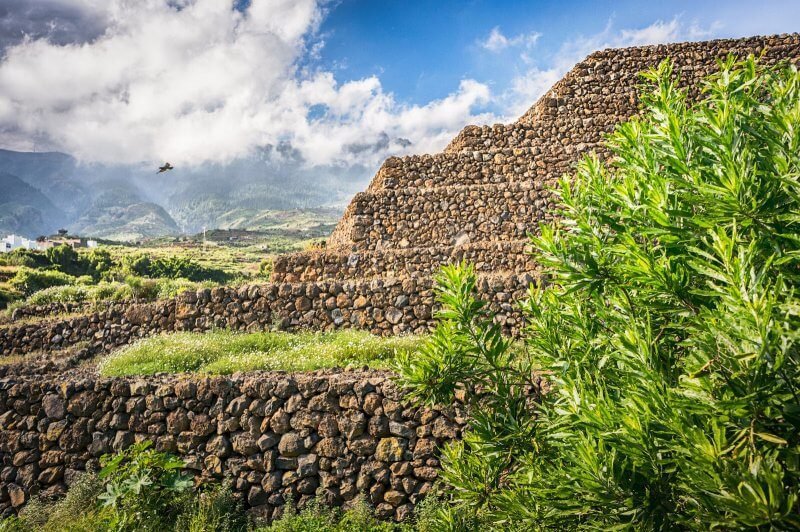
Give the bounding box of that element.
[340,181,556,250]
[1,274,534,356]
[0,369,468,521]
[0,302,95,325]
[272,241,536,283]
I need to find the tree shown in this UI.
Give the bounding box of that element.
[85,248,114,279]
[397,57,800,529]
[45,244,79,273]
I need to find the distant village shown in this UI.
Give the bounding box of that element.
[1,230,98,253]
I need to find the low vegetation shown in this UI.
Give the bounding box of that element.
[99,329,423,376]
[0,245,231,311]
[0,224,332,310]
[396,57,800,528]
[0,443,438,532]
[259,499,441,532]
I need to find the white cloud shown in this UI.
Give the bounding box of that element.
[479,26,542,53]
[0,6,725,171]
[0,0,492,168]
[503,17,721,118]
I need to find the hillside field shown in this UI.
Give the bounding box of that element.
[0,210,338,310]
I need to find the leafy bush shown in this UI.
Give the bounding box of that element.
[121,275,161,299]
[99,329,424,376]
[90,282,130,302]
[85,248,114,278]
[397,57,800,529]
[45,244,83,275]
[121,253,229,283]
[259,259,273,280]
[259,500,400,532]
[0,286,21,309]
[97,441,194,531]
[257,497,447,531]
[0,248,49,268]
[0,480,443,532]
[9,267,75,295]
[75,275,94,285]
[14,276,210,308]
[155,277,211,299]
[26,284,91,305]
[174,483,247,532]
[0,444,248,532]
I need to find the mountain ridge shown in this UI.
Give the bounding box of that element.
[0,149,354,240]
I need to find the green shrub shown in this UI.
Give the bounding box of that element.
[76,275,94,285]
[98,441,193,531]
[9,267,75,295]
[258,499,403,532]
[45,244,83,275]
[255,496,450,531]
[85,248,114,278]
[0,447,251,532]
[122,275,160,299]
[89,282,125,301]
[397,57,800,529]
[121,253,230,283]
[0,248,48,268]
[3,474,106,531]
[259,259,273,280]
[154,277,209,300]
[99,329,423,376]
[16,276,208,308]
[175,483,247,532]
[0,286,21,309]
[26,284,91,305]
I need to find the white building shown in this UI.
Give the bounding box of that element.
[1,234,40,253]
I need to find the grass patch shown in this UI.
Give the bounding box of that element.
[0,310,91,329]
[256,499,437,531]
[0,354,24,366]
[99,329,423,377]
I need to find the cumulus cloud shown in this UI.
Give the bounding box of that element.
[0,0,110,52]
[479,26,542,53]
[502,17,721,118]
[0,5,724,172]
[0,0,492,167]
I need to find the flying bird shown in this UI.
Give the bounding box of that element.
[157,162,174,173]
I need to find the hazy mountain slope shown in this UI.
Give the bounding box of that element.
[167,182,327,231]
[69,185,180,241]
[0,148,365,239]
[0,172,66,236]
[0,149,89,218]
[215,207,340,234]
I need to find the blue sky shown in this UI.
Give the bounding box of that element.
[317,0,800,107]
[0,0,798,168]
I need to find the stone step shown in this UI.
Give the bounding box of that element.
[367,143,597,192]
[330,180,558,250]
[443,119,613,155]
[272,240,538,283]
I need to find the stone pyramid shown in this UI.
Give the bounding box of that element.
[271,33,800,333]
